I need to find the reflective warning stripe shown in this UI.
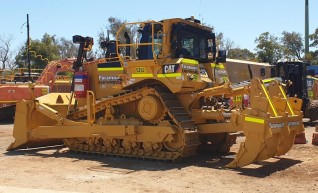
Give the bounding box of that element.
[98,67,124,71]
[260,84,278,117]
[131,73,153,78]
[181,59,198,65]
[157,73,182,78]
[261,78,294,116]
[279,85,295,115]
[211,63,225,69]
[245,116,265,124]
[176,58,199,65]
[262,78,276,83]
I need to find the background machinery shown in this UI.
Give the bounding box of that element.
[225,59,318,123]
[274,61,318,123]
[7,17,304,168]
[0,59,73,120]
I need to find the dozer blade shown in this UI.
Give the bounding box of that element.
[7,98,65,151]
[7,139,62,151]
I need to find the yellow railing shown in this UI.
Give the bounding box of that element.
[115,21,163,65]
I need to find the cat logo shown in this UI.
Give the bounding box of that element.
[163,64,179,74]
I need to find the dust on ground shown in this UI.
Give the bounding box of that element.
[0,121,317,193]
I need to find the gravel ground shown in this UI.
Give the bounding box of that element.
[0,121,317,193]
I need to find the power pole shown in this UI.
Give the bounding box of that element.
[27,14,31,81]
[305,0,309,54]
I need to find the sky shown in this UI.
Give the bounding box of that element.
[1,0,317,54]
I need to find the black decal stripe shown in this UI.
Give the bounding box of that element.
[98,62,121,68]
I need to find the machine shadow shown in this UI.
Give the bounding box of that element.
[0,118,14,125]
[4,146,302,176]
[235,158,302,177]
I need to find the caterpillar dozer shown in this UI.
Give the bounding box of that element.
[7,17,304,168]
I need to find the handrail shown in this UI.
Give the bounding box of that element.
[87,90,96,125]
[115,20,163,66]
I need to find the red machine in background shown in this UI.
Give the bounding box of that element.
[0,59,74,120]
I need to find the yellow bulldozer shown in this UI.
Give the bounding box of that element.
[7,17,304,168]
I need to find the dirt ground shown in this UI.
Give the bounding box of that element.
[0,121,317,193]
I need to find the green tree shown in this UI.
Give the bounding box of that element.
[15,33,60,69]
[304,51,318,65]
[223,38,235,53]
[281,31,303,60]
[307,28,318,65]
[228,48,256,61]
[58,37,78,59]
[96,17,138,58]
[255,32,283,64]
[309,28,318,48]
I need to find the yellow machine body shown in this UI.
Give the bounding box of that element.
[7,18,304,168]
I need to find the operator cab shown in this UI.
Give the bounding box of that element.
[170,18,216,63]
[136,18,216,62]
[99,18,217,64]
